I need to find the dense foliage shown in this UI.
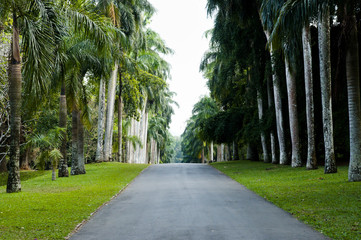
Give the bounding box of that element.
[0,0,176,193]
[182,0,361,181]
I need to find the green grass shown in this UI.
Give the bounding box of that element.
[211,160,361,240]
[0,162,148,240]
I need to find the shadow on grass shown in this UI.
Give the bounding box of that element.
[0,170,48,187]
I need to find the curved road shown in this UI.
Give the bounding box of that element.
[70,164,329,240]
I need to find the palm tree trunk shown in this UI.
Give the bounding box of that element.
[210,141,214,162]
[270,48,288,165]
[267,76,277,164]
[201,147,205,164]
[285,58,302,167]
[346,13,361,182]
[257,90,270,163]
[302,25,317,170]
[58,81,69,177]
[71,107,80,175]
[117,73,123,162]
[318,5,337,173]
[7,13,21,193]
[264,31,288,165]
[95,78,106,162]
[104,64,118,162]
[217,144,222,162]
[77,110,86,174]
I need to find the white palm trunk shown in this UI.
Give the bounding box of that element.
[210,142,214,162]
[302,25,317,169]
[257,90,270,163]
[149,138,157,164]
[267,77,277,164]
[270,47,288,164]
[285,57,302,167]
[95,78,106,162]
[318,6,337,173]
[346,14,361,182]
[104,64,118,162]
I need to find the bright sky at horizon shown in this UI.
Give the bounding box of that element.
[148,0,213,137]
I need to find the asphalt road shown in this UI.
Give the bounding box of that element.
[70,164,329,240]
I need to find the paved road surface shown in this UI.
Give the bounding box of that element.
[70,164,329,240]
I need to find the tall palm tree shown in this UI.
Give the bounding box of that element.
[3,0,58,193]
[318,3,337,173]
[344,1,361,181]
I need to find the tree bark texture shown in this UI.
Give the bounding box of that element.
[257,90,270,163]
[104,64,118,162]
[269,46,288,165]
[77,111,86,174]
[267,76,278,164]
[58,83,69,177]
[302,25,317,170]
[117,74,123,162]
[285,58,302,167]
[7,14,21,193]
[149,138,157,164]
[318,6,337,173]
[71,108,80,175]
[216,144,222,162]
[346,14,361,181]
[95,78,106,162]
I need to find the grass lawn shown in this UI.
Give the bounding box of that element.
[0,162,148,240]
[211,160,361,240]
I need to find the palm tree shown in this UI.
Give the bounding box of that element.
[258,0,289,165]
[3,0,58,193]
[318,3,337,173]
[344,1,361,181]
[54,0,113,174]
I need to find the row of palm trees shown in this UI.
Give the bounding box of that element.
[1,0,175,193]
[187,0,360,181]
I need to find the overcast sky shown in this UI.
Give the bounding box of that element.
[148,0,213,137]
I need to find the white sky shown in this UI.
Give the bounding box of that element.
[148,0,213,137]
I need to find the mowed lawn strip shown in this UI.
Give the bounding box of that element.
[211,160,361,240]
[0,162,148,240]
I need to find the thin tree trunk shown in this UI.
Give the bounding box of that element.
[346,13,361,182]
[117,73,123,162]
[95,78,106,162]
[7,13,21,193]
[77,110,86,174]
[71,108,79,175]
[303,25,317,170]
[104,64,118,162]
[264,32,288,165]
[201,147,205,164]
[285,58,302,167]
[20,146,30,170]
[58,81,69,177]
[271,48,288,165]
[267,76,278,164]
[210,141,214,162]
[217,144,222,162]
[109,111,115,161]
[257,90,270,163]
[318,6,337,173]
[234,141,239,160]
[52,163,56,181]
